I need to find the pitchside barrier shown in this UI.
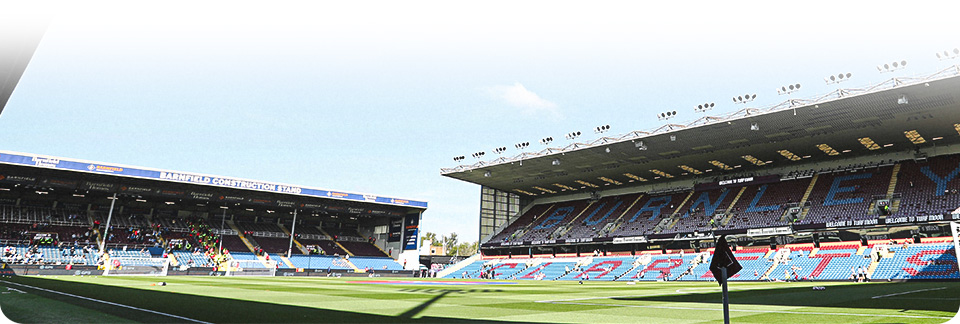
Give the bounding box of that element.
[275,268,417,277]
[2,264,101,276]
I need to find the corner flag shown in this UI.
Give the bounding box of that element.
[709,235,742,286]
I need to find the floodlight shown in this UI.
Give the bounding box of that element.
[936,49,959,60]
[879,60,906,73]
[826,72,852,84]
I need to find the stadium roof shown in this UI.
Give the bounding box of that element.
[0,16,46,117]
[442,66,960,197]
[0,150,427,211]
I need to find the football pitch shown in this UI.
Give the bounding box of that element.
[1,276,958,323]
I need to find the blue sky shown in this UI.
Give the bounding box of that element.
[1,1,958,242]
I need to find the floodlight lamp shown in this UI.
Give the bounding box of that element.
[552,159,561,166]
[484,171,491,177]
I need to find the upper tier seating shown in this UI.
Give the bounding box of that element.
[892,156,960,218]
[801,167,893,225]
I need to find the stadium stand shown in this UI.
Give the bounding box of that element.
[171,251,216,267]
[874,243,959,280]
[285,255,353,270]
[473,154,960,245]
[349,256,404,271]
[661,188,738,234]
[722,179,809,231]
[800,166,893,226]
[891,156,960,219]
[338,240,388,257]
[443,239,959,282]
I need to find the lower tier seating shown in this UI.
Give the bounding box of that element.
[443,240,958,281]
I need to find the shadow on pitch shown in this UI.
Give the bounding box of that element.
[398,288,504,294]
[0,276,530,324]
[610,282,960,313]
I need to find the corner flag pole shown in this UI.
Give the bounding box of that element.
[709,235,740,324]
[721,267,730,324]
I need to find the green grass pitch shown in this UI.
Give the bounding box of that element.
[1,276,958,323]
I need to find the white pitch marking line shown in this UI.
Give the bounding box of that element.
[535,287,763,303]
[871,287,947,299]
[0,280,212,324]
[538,300,951,319]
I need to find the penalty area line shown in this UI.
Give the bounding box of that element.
[871,287,947,299]
[0,280,212,324]
[535,301,952,319]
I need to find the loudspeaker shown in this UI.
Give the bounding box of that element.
[914,235,921,244]
[813,233,820,248]
[860,238,868,246]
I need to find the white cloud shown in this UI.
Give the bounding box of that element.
[486,82,560,119]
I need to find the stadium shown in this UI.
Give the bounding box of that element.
[3,5,960,324]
